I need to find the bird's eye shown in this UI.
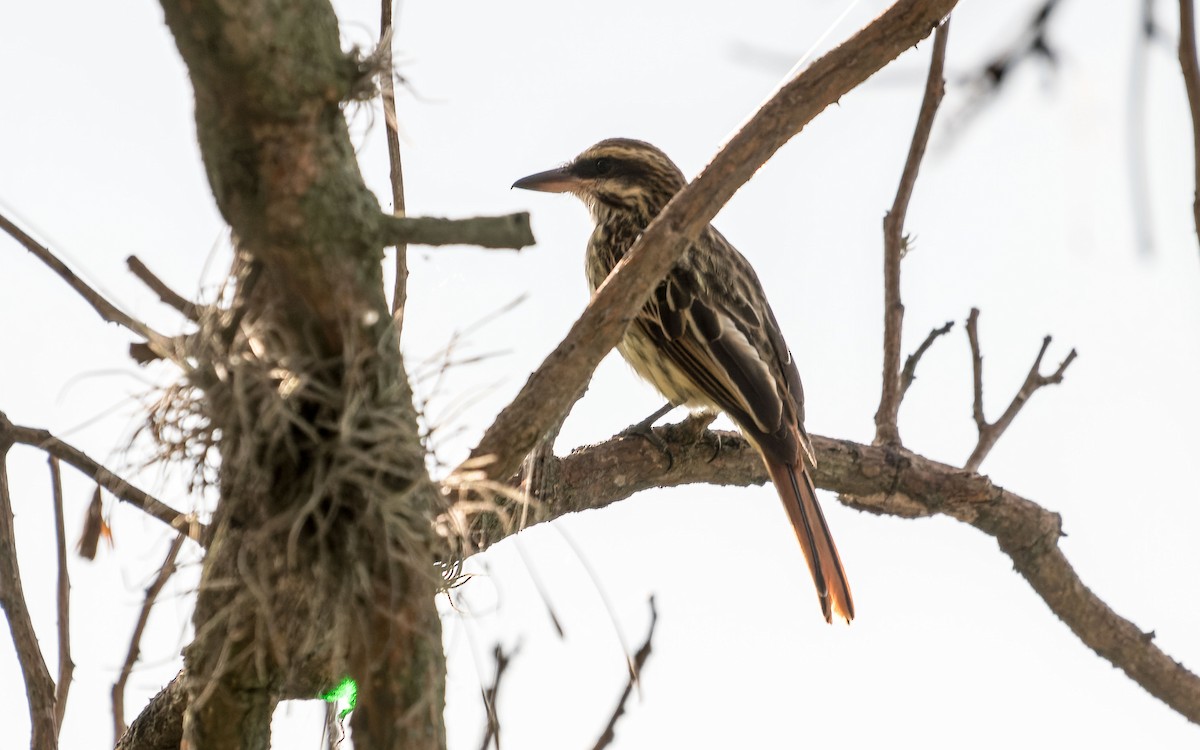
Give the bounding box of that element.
[594,158,612,175]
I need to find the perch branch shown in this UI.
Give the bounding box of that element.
[874,19,950,446]
[127,256,201,321]
[501,427,1198,724]
[0,436,59,747]
[377,213,534,250]
[591,596,658,750]
[899,320,955,398]
[1180,0,1200,253]
[112,533,187,742]
[49,457,73,731]
[0,413,198,538]
[466,0,962,483]
[964,308,1077,472]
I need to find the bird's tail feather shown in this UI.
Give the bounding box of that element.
[764,458,855,623]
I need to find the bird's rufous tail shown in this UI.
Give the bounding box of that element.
[763,458,854,623]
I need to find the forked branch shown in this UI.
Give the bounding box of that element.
[964,308,1077,472]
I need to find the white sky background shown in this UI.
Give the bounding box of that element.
[2,0,1199,747]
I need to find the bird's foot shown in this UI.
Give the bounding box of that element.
[618,402,676,472]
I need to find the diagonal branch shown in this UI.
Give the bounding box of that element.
[112,533,187,742]
[591,596,658,750]
[899,320,955,399]
[874,19,951,446]
[466,0,962,483]
[0,412,198,538]
[127,256,201,321]
[0,211,176,359]
[1179,0,1200,253]
[964,308,1077,472]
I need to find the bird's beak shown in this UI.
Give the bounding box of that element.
[512,166,580,193]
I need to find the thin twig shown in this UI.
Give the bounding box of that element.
[477,644,515,750]
[465,0,962,484]
[1179,0,1200,254]
[0,437,59,747]
[379,0,409,330]
[0,412,199,538]
[899,320,955,399]
[0,211,175,358]
[112,533,186,742]
[874,19,951,446]
[127,256,201,321]
[48,457,73,731]
[377,213,534,249]
[964,308,1077,472]
[591,596,658,750]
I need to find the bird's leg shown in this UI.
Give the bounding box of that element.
[618,402,676,470]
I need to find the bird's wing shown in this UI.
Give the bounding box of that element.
[637,237,801,462]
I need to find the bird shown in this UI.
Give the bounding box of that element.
[513,138,854,623]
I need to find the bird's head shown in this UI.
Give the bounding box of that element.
[512,138,687,221]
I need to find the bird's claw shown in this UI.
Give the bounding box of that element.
[619,413,674,473]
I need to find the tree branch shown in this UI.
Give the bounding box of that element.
[477,644,515,750]
[964,308,1077,472]
[462,425,1200,725]
[48,457,73,732]
[0,413,198,538]
[377,213,534,249]
[899,320,955,399]
[590,596,658,750]
[0,211,176,359]
[874,19,950,446]
[112,533,186,742]
[466,0,962,483]
[378,1,410,329]
[127,255,201,321]
[1179,0,1200,253]
[0,435,59,748]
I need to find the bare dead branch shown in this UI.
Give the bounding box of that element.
[899,320,955,399]
[477,644,516,750]
[377,213,534,249]
[112,533,186,742]
[875,20,951,446]
[964,308,1077,472]
[0,412,198,538]
[471,427,1200,724]
[379,1,410,329]
[1179,0,1200,253]
[48,457,73,732]
[127,255,201,321]
[0,211,175,359]
[0,436,59,748]
[466,0,962,484]
[591,596,658,750]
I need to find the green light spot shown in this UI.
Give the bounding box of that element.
[320,676,357,718]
